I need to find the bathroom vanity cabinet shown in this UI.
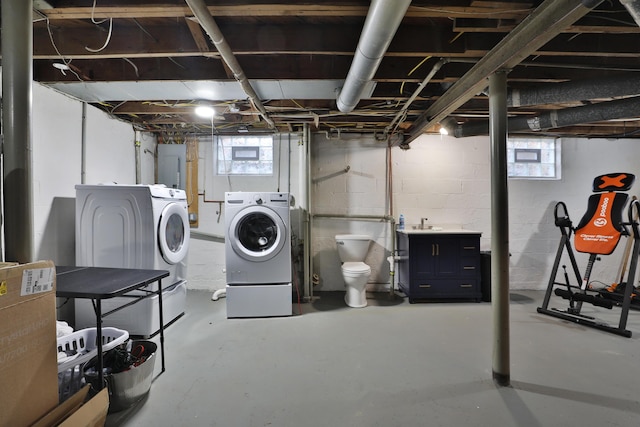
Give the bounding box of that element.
[396,230,481,303]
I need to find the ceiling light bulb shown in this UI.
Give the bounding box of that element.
[439,117,458,136]
[195,105,215,118]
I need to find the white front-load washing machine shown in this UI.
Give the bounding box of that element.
[225,191,292,317]
[75,184,190,336]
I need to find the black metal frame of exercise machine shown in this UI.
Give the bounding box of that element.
[537,173,639,338]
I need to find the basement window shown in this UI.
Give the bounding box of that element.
[216,135,274,175]
[507,137,560,179]
[204,133,291,201]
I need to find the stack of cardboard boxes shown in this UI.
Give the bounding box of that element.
[0,261,109,426]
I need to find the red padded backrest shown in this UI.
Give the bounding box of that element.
[574,192,628,255]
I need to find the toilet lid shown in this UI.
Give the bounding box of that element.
[342,262,371,273]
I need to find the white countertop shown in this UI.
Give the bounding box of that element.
[397,227,481,235]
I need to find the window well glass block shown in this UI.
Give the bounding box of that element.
[507,137,560,180]
[216,135,274,175]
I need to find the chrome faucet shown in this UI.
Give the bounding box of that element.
[420,217,429,229]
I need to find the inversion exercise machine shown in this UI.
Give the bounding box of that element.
[537,172,639,337]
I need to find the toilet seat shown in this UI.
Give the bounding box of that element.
[341,262,371,276]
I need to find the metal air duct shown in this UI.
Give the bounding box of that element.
[184,0,275,128]
[621,0,640,27]
[454,96,640,137]
[336,0,412,113]
[508,74,640,107]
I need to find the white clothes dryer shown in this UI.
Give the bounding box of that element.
[225,192,292,317]
[75,184,190,336]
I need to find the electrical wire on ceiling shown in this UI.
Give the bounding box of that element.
[167,57,187,69]
[399,56,432,96]
[46,18,83,81]
[85,0,113,53]
[123,58,139,78]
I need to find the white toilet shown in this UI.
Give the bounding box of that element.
[335,234,372,308]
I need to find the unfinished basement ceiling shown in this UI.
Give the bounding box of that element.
[8,0,640,140]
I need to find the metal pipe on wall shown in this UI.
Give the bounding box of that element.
[135,129,141,184]
[81,103,87,184]
[303,124,312,301]
[2,0,34,262]
[489,71,511,387]
[386,143,397,297]
[312,214,394,222]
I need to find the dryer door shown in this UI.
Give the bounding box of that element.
[158,202,190,264]
[229,205,286,262]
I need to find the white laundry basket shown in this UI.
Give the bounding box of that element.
[57,327,129,402]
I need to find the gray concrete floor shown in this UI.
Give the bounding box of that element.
[106,290,640,427]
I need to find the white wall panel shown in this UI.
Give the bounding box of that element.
[83,107,135,184]
[32,83,83,265]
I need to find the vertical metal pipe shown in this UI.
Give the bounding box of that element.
[489,71,510,386]
[303,124,312,301]
[134,130,141,184]
[81,103,87,184]
[2,0,34,262]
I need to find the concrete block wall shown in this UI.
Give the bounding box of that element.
[311,133,392,292]
[311,133,640,292]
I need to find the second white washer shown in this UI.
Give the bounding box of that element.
[225,192,292,285]
[224,192,292,318]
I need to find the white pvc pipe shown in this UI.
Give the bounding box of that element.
[387,255,395,273]
[211,288,226,301]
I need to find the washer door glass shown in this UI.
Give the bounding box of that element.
[158,202,190,264]
[229,206,286,262]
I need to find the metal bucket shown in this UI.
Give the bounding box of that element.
[84,340,157,412]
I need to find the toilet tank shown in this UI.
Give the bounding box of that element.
[335,234,371,262]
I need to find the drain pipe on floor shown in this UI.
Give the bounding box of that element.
[189,231,227,301]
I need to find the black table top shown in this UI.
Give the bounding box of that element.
[56,266,170,299]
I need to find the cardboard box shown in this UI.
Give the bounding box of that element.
[33,385,109,427]
[0,261,59,427]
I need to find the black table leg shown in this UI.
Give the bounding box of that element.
[96,299,104,390]
[158,279,165,373]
